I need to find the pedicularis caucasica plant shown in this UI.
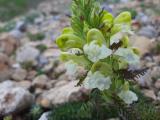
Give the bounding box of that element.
[56,0,141,105]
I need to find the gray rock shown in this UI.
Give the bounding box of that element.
[155,79,160,89]
[0,53,12,81]
[34,17,44,25]
[15,21,27,32]
[42,59,59,73]
[157,91,160,100]
[138,25,157,38]
[42,60,54,73]
[32,75,49,89]
[150,66,160,79]
[12,68,27,81]
[136,70,152,87]
[9,21,27,39]
[0,81,34,116]
[54,63,66,75]
[120,0,129,3]
[10,30,24,39]
[35,88,44,96]
[16,45,40,64]
[17,81,32,90]
[37,55,49,68]
[0,36,18,55]
[136,12,150,25]
[26,70,37,80]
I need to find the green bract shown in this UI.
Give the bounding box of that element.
[56,34,85,51]
[56,0,140,105]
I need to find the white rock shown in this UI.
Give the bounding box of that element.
[16,45,40,63]
[38,81,83,105]
[0,80,16,89]
[0,81,34,116]
[12,63,21,69]
[142,89,157,100]
[39,112,50,120]
[12,68,27,81]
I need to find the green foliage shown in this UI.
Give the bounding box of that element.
[0,20,16,33]
[28,105,43,120]
[49,102,113,120]
[25,12,40,24]
[49,102,91,120]
[3,116,12,120]
[48,89,160,120]
[36,69,45,76]
[105,0,120,4]
[48,89,118,120]
[151,43,160,54]
[28,32,45,41]
[71,0,103,38]
[36,44,48,53]
[116,87,160,120]
[132,101,160,120]
[0,0,27,21]
[21,61,33,70]
[0,0,43,21]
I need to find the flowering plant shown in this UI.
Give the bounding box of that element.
[56,0,140,105]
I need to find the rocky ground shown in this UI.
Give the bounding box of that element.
[0,0,160,120]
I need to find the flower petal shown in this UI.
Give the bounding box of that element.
[65,60,78,75]
[115,48,140,66]
[83,71,112,90]
[110,32,123,45]
[118,90,138,104]
[83,41,112,62]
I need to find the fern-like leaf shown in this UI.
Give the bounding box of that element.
[71,0,104,39]
[117,68,148,80]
